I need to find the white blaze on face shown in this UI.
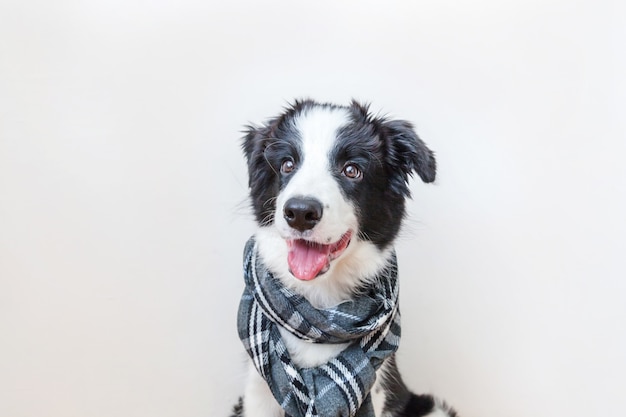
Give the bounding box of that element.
[272,107,360,281]
[275,107,358,244]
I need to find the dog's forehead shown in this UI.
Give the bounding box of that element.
[292,106,352,155]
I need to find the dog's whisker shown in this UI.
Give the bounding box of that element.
[262,197,277,208]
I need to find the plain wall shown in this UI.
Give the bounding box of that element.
[1,1,624,416]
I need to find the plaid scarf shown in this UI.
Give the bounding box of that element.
[237,237,401,417]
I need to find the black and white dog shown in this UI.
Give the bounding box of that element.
[235,99,457,417]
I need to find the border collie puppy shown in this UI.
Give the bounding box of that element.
[234,99,457,417]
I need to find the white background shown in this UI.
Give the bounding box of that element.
[1,1,625,416]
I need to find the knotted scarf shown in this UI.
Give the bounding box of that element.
[237,237,401,417]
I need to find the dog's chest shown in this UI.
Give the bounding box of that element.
[278,327,349,368]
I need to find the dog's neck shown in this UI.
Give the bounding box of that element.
[254,227,394,309]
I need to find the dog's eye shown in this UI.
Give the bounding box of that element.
[342,164,362,180]
[281,159,295,174]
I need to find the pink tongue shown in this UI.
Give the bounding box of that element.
[287,240,331,281]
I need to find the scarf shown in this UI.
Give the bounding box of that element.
[237,237,401,417]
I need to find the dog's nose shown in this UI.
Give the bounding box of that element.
[283,197,323,231]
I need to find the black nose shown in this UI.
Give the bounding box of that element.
[283,197,323,231]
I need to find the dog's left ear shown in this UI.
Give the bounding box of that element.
[382,119,436,185]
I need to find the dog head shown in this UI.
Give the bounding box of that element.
[242,99,435,289]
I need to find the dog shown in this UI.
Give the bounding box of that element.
[234,99,457,417]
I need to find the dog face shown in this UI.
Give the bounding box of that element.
[243,99,435,285]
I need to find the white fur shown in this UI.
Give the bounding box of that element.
[425,401,457,417]
[244,362,283,417]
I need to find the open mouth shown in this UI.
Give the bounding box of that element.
[286,231,352,281]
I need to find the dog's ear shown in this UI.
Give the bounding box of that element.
[381,119,436,196]
[241,120,275,186]
[241,120,283,225]
[242,122,270,163]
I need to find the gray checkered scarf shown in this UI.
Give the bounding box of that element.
[237,237,401,417]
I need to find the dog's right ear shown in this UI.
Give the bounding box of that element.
[241,121,274,187]
[241,120,283,225]
[242,123,267,163]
